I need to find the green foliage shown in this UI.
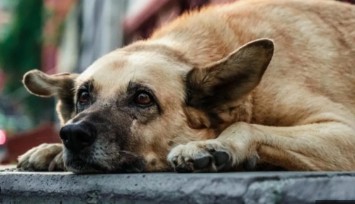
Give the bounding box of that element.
[0,0,54,125]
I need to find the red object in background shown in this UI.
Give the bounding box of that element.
[0,129,6,145]
[124,0,209,42]
[1,123,60,164]
[123,0,236,43]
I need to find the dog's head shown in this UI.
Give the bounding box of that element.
[22,39,273,173]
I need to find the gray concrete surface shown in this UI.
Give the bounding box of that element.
[1,171,355,203]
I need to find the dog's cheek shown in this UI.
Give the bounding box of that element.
[126,121,171,171]
[131,107,160,124]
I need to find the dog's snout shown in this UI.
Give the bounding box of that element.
[60,122,97,153]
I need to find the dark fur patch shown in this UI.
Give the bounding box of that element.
[57,79,77,123]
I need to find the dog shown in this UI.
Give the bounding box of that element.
[17,0,355,173]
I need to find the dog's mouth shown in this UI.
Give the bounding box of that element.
[64,150,146,174]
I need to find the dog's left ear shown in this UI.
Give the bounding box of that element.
[186,39,274,117]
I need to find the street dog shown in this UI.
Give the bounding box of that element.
[17,0,355,173]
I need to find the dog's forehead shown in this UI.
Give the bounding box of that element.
[76,48,190,99]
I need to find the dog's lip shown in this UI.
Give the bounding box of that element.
[114,150,146,173]
[64,151,146,173]
[65,158,105,173]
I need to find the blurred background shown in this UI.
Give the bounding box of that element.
[0,0,353,164]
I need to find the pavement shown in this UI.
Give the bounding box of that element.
[1,169,355,204]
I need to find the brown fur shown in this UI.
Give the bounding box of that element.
[18,0,355,172]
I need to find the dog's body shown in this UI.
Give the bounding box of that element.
[18,0,355,172]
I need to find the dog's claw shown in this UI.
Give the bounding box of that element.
[176,163,193,172]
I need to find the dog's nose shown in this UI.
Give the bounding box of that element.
[59,122,97,153]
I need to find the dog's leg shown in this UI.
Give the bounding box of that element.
[17,143,65,171]
[168,121,355,172]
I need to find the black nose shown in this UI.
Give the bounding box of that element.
[59,122,97,153]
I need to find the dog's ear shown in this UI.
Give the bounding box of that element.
[23,69,78,97]
[185,39,274,127]
[23,69,78,124]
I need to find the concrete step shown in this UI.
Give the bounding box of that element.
[1,171,355,203]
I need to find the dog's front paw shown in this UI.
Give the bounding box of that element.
[167,140,235,172]
[17,143,65,171]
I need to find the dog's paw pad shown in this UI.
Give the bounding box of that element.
[212,151,230,167]
[193,155,212,169]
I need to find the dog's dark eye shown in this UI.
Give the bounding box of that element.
[134,91,153,107]
[78,91,90,105]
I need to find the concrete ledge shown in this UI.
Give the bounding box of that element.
[1,171,355,203]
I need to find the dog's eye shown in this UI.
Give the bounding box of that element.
[78,91,90,105]
[134,91,153,107]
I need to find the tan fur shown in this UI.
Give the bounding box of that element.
[18,0,355,172]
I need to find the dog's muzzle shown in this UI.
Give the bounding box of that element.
[59,120,146,173]
[59,122,97,153]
